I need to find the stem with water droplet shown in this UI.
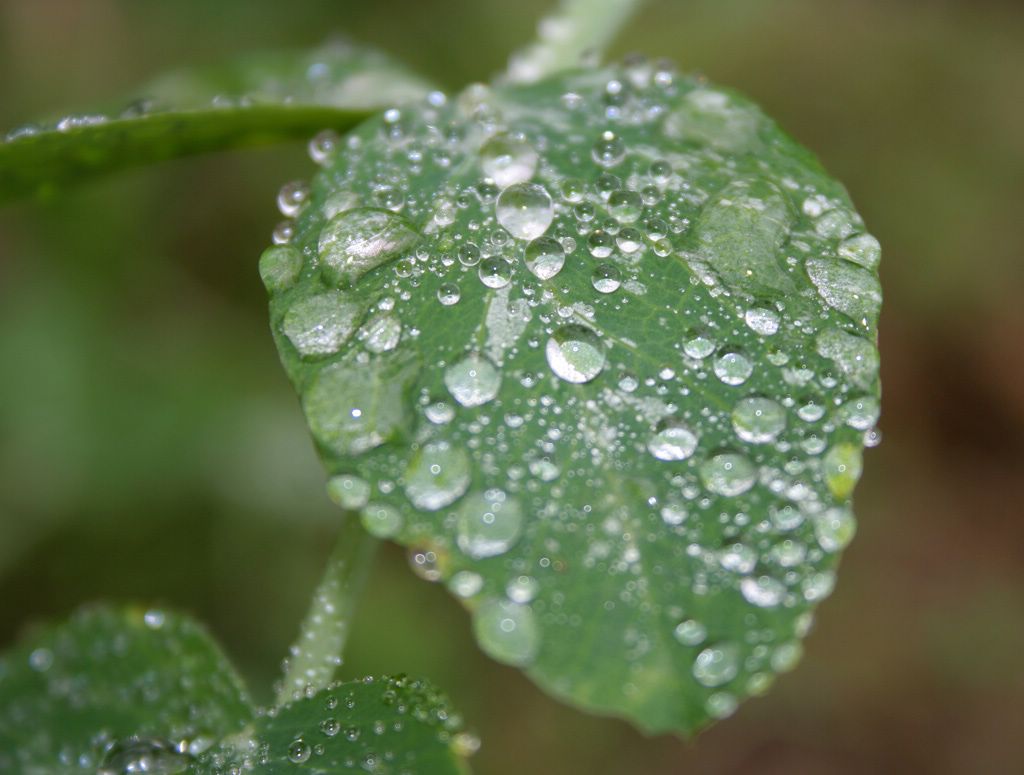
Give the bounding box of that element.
[503,0,644,84]
[275,513,378,707]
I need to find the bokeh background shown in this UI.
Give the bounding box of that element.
[1,1,1023,772]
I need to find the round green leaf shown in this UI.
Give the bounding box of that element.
[198,677,470,774]
[264,58,881,735]
[0,605,253,772]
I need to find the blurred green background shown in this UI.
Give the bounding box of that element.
[1,1,1023,772]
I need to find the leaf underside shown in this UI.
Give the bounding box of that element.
[0,606,468,774]
[264,59,882,735]
[0,41,433,202]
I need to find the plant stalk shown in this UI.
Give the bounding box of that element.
[503,0,644,84]
[275,513,379,706]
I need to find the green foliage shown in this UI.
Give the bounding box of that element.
[0,41,432,202]
[264,61,881,735]
[0,606,467,774]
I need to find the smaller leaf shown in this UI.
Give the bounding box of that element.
[0,41,433,201]
[199,677,472,774]
[0,605,252,772]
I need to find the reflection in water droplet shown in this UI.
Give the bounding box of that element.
[495,183,554,240]
[473,599,539,667]
[480,133,539,188]
[403,440,471,511]
[546,324,606,383]
[445,353,501,407]
[647,420,698,461]
[524,236,565,280]
[700,452,757,496]
[456,490,523,559]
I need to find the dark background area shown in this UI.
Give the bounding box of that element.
[1,1,1023,772]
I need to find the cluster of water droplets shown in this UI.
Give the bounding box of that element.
[259,54,881,725]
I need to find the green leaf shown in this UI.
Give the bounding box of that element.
[262,58,882,735]
[0,607,472,774]
[0,41,433,202]
[199,677,471,774]
[0,605,253,772]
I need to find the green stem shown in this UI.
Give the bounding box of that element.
[503,0,644,84]
[275,513,379,706]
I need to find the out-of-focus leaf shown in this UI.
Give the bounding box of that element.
[0,41,433,201]
[0,605,252,772]
[200,677,471,774]
[261,58,881,735]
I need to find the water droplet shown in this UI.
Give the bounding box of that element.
[837,233,881,270]
[449,570,484,598]
[456,489,523,559]
[403,440,471,511]
[360,502,403,538]
[473,599,539,667]
[706,692,738,719]
[822,443,863,499]
[608,190,642,223]
[700,452,757,496]
[318,208,418,286]
[683,330,716,359]
[838,395,880,431]
[771,641,804,672]
[282,292,363,358]
[99,738,189,775]
[546,324,606,383]
[587,230,614,258]
[647,419,698,461]
[327,474,370,510]
[480,133,539,188]
[731,397,786,444]
[143,609,165,629]
[437,282,462,306]
[478,256,514,288]
[591,263,621,293]
[740,576,786,608]
[303,352,416,457]
[713,350,753,385]
[308,129,340,165]
[660,501,688,526]
[408,547,443,582]
[495,183,554,240]
[813,506,856,552]
[259,245,302,294]
[445,353,501,407]
[673,619,707,646]
[692,643,741,687]
[28,648,53,672]
[591,130,626,167]
[320,717,341,737]
[506,575,539,603]
[277,181,310,218]
[524,236,566,280]
[287,739,312,764]
[360,312,401,353]
[744,307,779,336]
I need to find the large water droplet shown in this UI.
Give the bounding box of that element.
[478,256,514,289]
[99,738,190,775]
[647,419,698,461]
[282,292,363,358]
[259,245,302,294]
[445,353,501,407]
[473,599,539,667]
[740,576,786,608]
[403,440,471,511]
[326,474,370,510]
[692,643,741,688]
[713,350,753,386]
[591,130,626,167]
[700,452,757,496]
[495,183,554,240]
[318,208,418,286]
[546,324,606,383]
[524,236,565,280]
[360,502,403,538]
[480,133,539,188]
[731,396,786,444]
[456,489,523,559]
